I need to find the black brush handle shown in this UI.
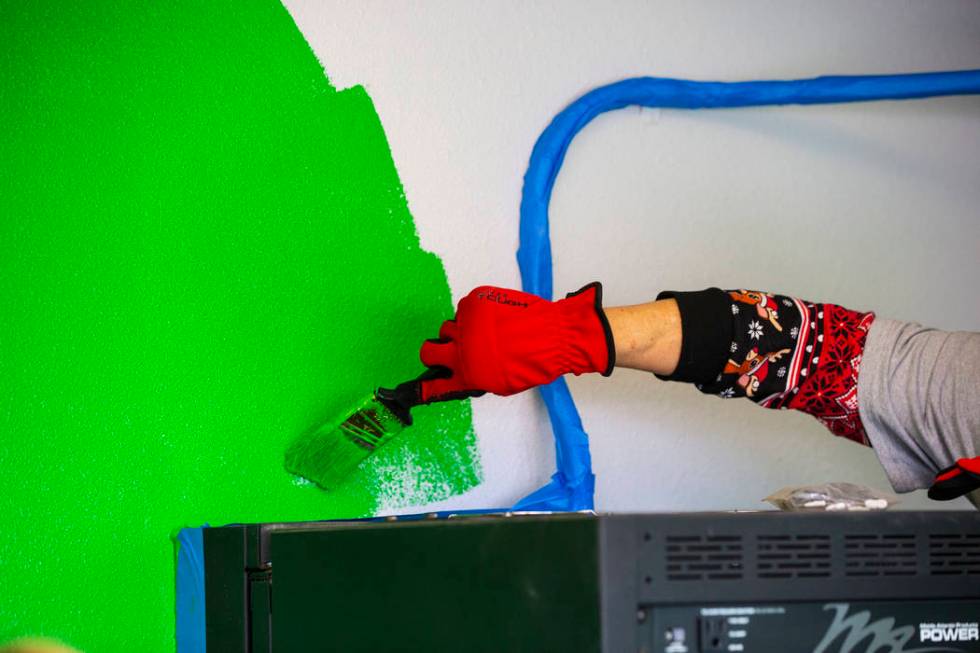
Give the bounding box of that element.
[375,367,449,427]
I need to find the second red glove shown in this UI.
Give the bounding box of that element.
[418,282,615,403]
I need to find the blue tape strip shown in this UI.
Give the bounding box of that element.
[176,526,207,653]
[514,69,980,512]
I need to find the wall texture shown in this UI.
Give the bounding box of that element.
[283,0,980,513]
[2,1,978,650]
[0,1,477,649]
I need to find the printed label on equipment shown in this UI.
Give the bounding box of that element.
[652,600,980,653]
[919,623,979,644]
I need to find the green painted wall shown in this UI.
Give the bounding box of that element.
[0,1,480,649]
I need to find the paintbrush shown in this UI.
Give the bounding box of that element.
[284,369,441,489]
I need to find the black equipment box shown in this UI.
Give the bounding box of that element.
[204,511,980,652]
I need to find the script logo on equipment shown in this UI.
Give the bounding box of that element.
[814,604,957,653]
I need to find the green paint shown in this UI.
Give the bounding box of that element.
[0,1,479,650]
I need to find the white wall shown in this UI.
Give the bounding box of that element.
[283,0,980,512]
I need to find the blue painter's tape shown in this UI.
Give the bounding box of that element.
[514,69,980,512]
[176,525,207,653]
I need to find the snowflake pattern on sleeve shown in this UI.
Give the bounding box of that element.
[697,289,875,445]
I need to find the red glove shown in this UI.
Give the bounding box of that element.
[418,282,615,403]
[929,457,980,501]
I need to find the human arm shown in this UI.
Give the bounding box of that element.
[417,282,867,435]
[604,298,681,376]
[609,288,980,500]
[417,282,980,499]
[858,319,980,498]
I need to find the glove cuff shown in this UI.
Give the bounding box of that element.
[929,458,980,501]
[559,282,616,377]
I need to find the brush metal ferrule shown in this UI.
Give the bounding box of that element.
[338,399,406,452]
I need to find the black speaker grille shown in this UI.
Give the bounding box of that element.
[757,534,831,579]
[929,533,980,576]
[665,535,744,581]
[844,534,916,576]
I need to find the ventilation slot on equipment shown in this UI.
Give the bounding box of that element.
[844,534,916,577]
[929,533,980,576]
[665,535,744,581]
[757,534,831,579]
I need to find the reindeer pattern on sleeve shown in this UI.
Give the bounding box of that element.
[695,289,875,445]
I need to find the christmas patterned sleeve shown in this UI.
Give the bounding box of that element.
[655,288,875,445]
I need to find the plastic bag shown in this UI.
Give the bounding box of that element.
[764,482,899,512]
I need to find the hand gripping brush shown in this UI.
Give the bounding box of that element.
[284,369,443,489]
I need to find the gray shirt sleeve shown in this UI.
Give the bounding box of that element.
[858,318,980,493]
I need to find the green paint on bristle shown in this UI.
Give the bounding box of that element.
[285,394,407,490]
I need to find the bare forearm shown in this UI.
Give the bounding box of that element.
[605,298,681,376]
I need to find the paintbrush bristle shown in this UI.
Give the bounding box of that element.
[284,393,408,490]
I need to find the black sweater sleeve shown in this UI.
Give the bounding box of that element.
[654,288,732,384]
